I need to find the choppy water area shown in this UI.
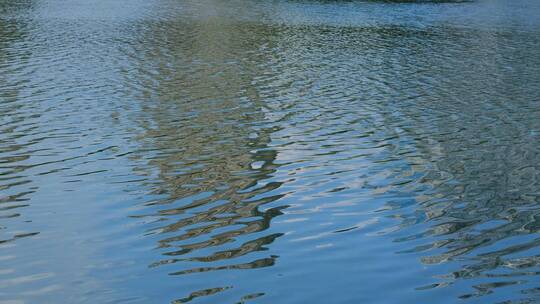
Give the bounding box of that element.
[1,0,540,303]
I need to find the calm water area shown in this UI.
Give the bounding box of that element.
[1,0,540,303]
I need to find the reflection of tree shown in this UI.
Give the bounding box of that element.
[125,5,286,279]
[0,1,38,242]
[0,1,34,106]
[361,24,540,298]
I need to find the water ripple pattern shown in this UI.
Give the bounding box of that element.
[1,0,540,303]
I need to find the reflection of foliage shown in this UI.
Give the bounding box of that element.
[127,13,287,289]
[361,24,540,298]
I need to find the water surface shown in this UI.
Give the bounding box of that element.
[1,0,540,303]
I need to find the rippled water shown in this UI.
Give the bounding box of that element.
[1,0,540,303]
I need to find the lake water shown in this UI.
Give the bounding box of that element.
[1,0,540,303]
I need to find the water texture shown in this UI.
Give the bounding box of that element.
[1,0,540,303]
